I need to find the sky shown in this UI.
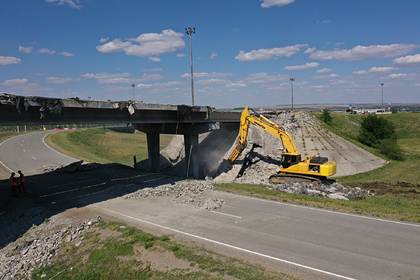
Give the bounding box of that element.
[1,0,420,109]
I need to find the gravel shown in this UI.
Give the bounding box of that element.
[123,180,225,211]
[0,215,101,280]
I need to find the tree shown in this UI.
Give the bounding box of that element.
[359,114,396,148]
[320,108,332,125]
[358,114,403,160]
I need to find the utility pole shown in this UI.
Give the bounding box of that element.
[290,77,295,109]
[381,83,384,114]
[185,27,195,106]
[131,84,136,100]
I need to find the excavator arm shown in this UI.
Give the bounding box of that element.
[228,106,298,163]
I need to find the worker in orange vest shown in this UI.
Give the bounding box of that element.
[18,170,26,193]
[10,172,18,197]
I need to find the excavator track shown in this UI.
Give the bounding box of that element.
[269,173,325,185]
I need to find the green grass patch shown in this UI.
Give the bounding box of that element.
[312,112,420,185]
[46,128,173,167]
[214,183,420,223]
[32,221,296,280]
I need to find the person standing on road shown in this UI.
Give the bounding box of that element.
[10,172,18,197]
[18,170,26,193]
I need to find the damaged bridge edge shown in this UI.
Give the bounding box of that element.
[0,93,240,123]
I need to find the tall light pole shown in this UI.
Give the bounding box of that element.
[290,77,295,109]
[131,84,135,100]
[185,27,195,106]
[381,83,384,114]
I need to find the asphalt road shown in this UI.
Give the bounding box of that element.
[1,131,419,279]
[0,130,79,179]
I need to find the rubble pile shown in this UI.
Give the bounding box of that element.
[0,215,101,280]
[38,160,99,174]
[269,182,371,200]
[123,181,225,211]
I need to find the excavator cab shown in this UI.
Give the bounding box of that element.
[281,153,301,168]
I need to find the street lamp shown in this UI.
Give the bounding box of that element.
[185,27,195,106]
[131,84,135,100]
[290,77,295,109]
[381,83,384,114]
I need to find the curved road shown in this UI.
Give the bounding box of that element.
[1,131,419,279]
[0,130,79,179]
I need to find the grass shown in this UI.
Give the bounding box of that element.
[312,111,420,185]
[46,128,173,167]
[31,220,297,280]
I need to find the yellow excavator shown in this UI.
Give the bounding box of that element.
[228,107,336,184]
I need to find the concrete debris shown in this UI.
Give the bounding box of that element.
[268,182,370,200]
[0,215,101,280]
[38,161,100,174]
[123,181,225,211]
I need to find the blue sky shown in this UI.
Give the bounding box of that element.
[1,0,420,109]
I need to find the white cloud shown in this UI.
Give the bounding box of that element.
[0,56,22,65]
[316,68,332,73]
[235,44,308,61]
[353,70,368,75]
[81,72,164,84]
[45,77,73,84]
[59,51,74,57]
[304,47,316,54]
[392,54,420,67]
[210,53,217,59]
[81,72,132,79]
[96,39,132,53]
[45,0,82,9]
[310,44,418,61]
[180,72,233,78]
[307,85,330,89]
[19,46,33,53]
[149,57,161,62]
[244,72,290,83]
[225,81,248,88]
[312,74,338,79]
[335,42,345,47]
[195,79,230,85]
[99,37,109,43]
[353,67,398,74]
[260,0,295,8]
[176,53,185,57]
[39,48,56,54]
[96,29,185,58]
[1,78,53,93]
[284,62,319,70]
[386,73,416,79]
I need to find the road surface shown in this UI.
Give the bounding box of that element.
[0,130,79,179]
[1,131,419,279]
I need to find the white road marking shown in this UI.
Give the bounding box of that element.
[238,194,420,228]
[210,211,241,219]
[0,137,15,172]
[92,205,357,280]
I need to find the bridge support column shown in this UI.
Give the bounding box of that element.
[147,133,160,173]
[184,134,199,179]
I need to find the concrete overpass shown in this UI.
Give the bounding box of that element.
[0,93,240,178]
